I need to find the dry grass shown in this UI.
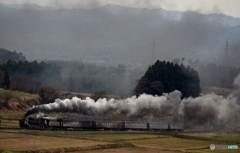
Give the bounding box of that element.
[189,148,240,153]
[0,88,38,98]
[0,89,40,112]
[79,147,181,153]
[0,119,19,128]
[201,86,232,96]
[1,109,240,153]
[0,132,22,139]
[181,132,240,144]
[59,91,120,100]
[129,137,224,152]
[89,134,159,141]
[66,132,163,141]
[0,132,111,152]
[0,129,240,153]
[0,110,25,119]
[17,130,164,142]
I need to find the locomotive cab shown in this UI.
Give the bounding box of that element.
[19,118,27,128]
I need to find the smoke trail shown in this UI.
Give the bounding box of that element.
[25,90,182,118]
[179,74,240,127]
[25,74,240,128]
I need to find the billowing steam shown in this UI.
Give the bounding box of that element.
[25,74,240,128]
[25,91,181,118]
[180,93,240,127]
[179,74,240,127]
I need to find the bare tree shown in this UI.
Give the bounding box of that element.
[38,86,59,104]
[11,75,42,94]
[0,91,13,109]
[91,90,106,101]
[0,70,4,87]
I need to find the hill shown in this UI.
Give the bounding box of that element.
[0,88,120,112]
[0,48,26,64]
[0,86,232,112]
[0,88,40,111]
[0,3,240,65]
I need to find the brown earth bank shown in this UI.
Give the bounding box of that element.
[2,97,41,111]
[0,88,120,112]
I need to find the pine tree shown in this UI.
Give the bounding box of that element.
[135,60,201,98]
[2,70,10,89]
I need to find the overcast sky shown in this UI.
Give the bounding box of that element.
[0,0,239,18]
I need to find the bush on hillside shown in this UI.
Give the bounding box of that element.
[135,60,201,98]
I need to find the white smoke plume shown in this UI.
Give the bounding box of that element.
[25,91,182,118]
[179,74,240,127]
[180,93,240,127]
[25,74,240,128]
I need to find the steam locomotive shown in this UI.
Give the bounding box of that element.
[19,117,184,131]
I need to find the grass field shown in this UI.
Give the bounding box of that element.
[0,88,38,99]
[79,147,181,153]
[0,127,239,153]
[0,117,240,152]
[0,111,25,119]
[201,86,232,97]
[0,132,113,152]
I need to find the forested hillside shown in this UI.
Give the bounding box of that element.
[0,48,26,64]
[187,59,240,89]
[1,48,240,98]
[0,60,62,93]
[0,49,143,96]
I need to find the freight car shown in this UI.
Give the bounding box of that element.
[94,120,123,130]
[148,122,169,131]
[169,122,184,132]
[61,119,94,130]
[124,121,147,130]
[19,117,184,131]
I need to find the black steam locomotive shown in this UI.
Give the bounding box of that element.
[19,117,184,131]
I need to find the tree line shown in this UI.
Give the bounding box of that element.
[0,48,26,64]
[0,49,143,97]
[186,59,240,89]
[1,48,240,101]
[135,60,201,98]
[0,59,62,94]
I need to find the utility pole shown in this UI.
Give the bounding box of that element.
[124,60,131,97]
[152,38,155,64]
[222,40,230,88]
[223,40,229,67]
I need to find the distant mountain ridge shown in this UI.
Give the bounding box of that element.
[1,3,240,25]
[0,3,239,66]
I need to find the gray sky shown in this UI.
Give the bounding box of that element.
[0,0,240,18]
